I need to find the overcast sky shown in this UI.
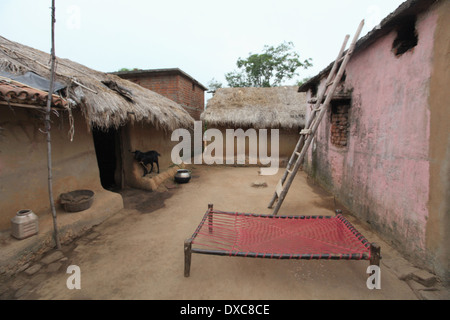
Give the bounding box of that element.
[1,0,405,97]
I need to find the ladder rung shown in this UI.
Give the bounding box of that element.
[326,81,334,87]
[276,180,283,197]
[300,129,311,135]
[287,169,292,174]
[295,152,301,156]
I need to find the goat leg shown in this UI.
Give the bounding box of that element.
[139,161,148,177]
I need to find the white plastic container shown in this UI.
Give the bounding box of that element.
[11,209,39,240]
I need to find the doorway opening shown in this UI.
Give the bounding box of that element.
[92,127,122,191]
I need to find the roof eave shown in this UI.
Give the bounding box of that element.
[111,68,208,91]
[298,0,439,92]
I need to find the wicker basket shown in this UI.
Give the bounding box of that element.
[60,190,94,212]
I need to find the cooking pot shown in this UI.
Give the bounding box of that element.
[174,169,191,184]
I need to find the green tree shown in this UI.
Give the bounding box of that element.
[117,67,141,72]
[297,76,312,87]
[207,78,223,93]
[225,41,312,88]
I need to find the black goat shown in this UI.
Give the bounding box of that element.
[130,150,161,176]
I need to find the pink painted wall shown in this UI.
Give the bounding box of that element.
[305,8,438,261]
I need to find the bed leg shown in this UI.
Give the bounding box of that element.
[184,239,192,277]
[208,204,213,234]
[369,243,381,266]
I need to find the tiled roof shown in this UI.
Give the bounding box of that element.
[0,77,68,108]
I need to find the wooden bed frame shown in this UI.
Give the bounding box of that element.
[184,204,380,277]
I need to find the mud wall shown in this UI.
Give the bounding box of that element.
[204,125,299,167]
[425,0,450,283]
[122,123,182,190]
[0,107,103,230]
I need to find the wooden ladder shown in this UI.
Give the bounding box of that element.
[268,20,365,215]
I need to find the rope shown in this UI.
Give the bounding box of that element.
[190,210,370,260]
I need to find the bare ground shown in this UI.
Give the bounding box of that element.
[0,166,432,300]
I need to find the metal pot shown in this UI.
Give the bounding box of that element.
[174,169,191,184]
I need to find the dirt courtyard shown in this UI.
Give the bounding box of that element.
[1,165,424,300]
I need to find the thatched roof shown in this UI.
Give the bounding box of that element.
[0,35,194,131]
[201,86,306,129]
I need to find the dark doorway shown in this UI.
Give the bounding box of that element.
[92,127,122,191]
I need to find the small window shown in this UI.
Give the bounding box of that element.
[310,84,318,98]
[330,101,350,148]
[392,16,418,56]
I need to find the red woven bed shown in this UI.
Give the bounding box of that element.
[184,204,380,277]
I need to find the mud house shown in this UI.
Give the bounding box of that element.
[201,86,307,166]
[112,68,207,120]
[0,35,194,241]
[298,0,449,282]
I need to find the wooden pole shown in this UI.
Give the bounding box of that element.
[45,0,61,250]
[184,239,192,277]
[370,243,381,266]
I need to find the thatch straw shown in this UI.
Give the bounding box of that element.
[201,86,306,129]
[0,35,194,131]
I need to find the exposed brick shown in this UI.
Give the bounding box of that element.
[330,103,350,148]
[118,71,205,120]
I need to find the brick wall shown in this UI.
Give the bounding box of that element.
[132,74,179,103]
[118,71,205,120]
[330,103,349,148]
[176,75,205,120]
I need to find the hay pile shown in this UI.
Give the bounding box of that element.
[201,86,306,129]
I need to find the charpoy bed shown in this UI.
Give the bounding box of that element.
[184,204,380,277]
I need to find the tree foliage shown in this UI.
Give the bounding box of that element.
[297,76,312,87]
[225,41,312,88]
[207,78,223,92]
[117,67,141,72]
